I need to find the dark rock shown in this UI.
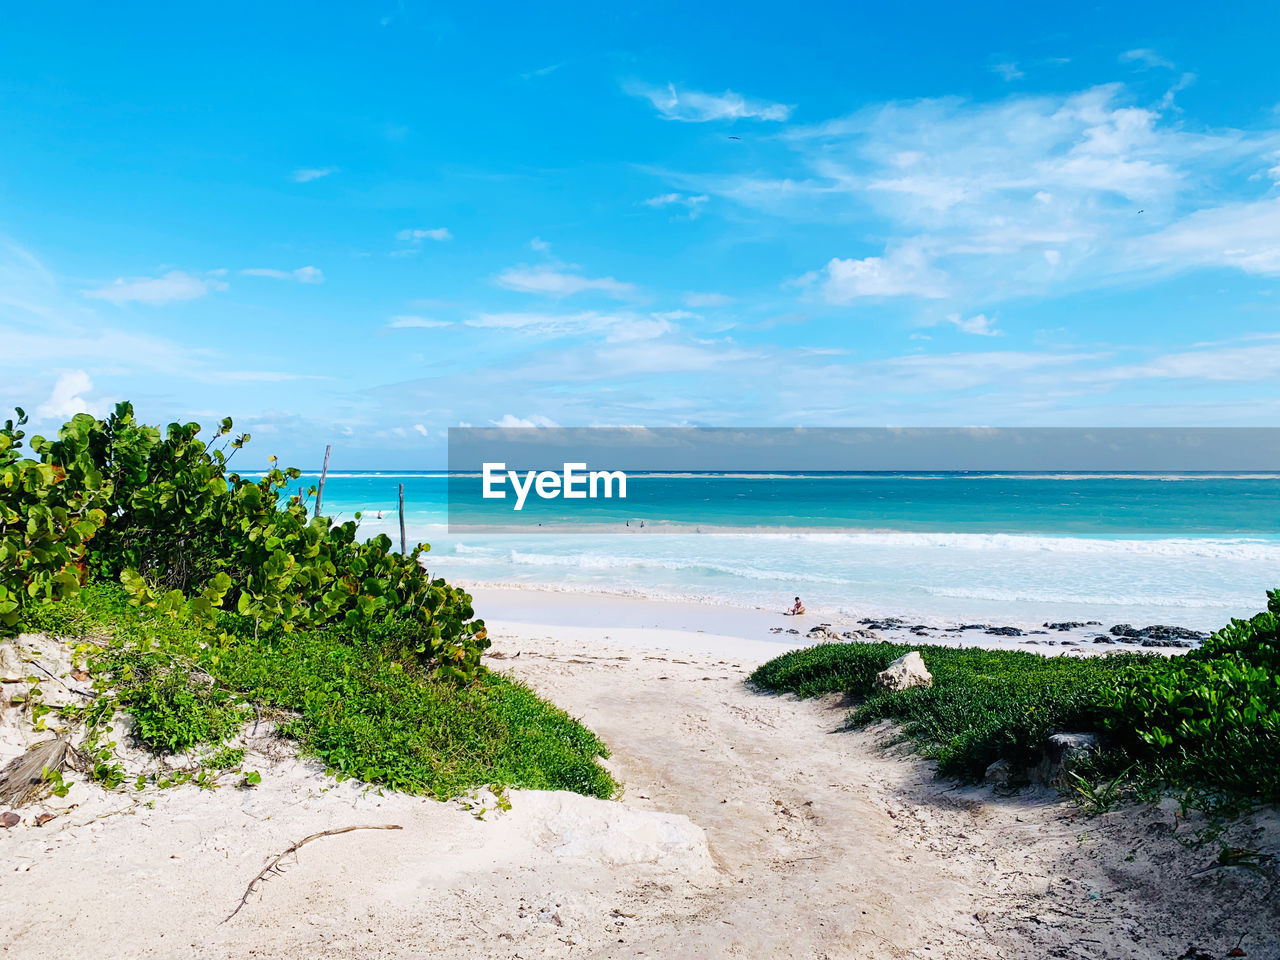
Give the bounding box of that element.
[1110,623,1206,643]
[985,626,1024,637]
[841,629,879,641]
[1034,732,1101,787]
[858,617,906,630]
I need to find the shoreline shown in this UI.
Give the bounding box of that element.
[466,580,1209,657]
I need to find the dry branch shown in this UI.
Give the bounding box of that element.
[224,823,403,922]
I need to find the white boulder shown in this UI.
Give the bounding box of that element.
[874,651,932,692]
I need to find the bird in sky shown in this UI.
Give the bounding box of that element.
[728,136,741,140]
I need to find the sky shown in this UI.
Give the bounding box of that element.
[2,1,1280,468]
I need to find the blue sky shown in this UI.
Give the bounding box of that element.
[2,1,1279,467]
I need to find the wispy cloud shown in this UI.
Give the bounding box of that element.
[397,227,452,243]
[495,264,637,299]
[992,62,1024,81]
[1120,48,1175,70]
[661,82,1280,306]
[241,266,325,283]
[946,312,1001,336]
[627,81,792,122]
[85,270,226,305]
[387,315,453,329]
[520,63,562,81]
[291,167,336,183]
[490,413,560,428]
[683,291,733,307]
[643,192,710,218]
[466,310,673,340]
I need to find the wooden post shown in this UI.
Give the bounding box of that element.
[314,444,332,519]
[398,483,407,555]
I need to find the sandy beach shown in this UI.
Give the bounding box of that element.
[4,594,1278,960]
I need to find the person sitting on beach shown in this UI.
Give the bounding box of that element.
[787,596,805,616]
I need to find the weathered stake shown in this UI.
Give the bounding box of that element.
[399,482,407,554]
[314,444,332,519]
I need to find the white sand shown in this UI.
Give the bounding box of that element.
[2,596,1278,959]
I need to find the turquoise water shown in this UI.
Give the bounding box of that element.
[274,471,1280,630]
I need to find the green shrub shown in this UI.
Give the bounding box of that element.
[1,403,486,680]
[1101,591,1280,800]
[104,650,249,753]
[0,409,106,631]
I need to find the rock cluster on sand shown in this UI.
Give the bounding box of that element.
[1107,624,1206,647]
[874,651,932,692]
[802,624,880,643]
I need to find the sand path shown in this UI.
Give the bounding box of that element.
[2,627,1277,959]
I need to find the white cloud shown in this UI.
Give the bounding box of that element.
[85,270,225,305]
[35,370,101,421]
[495,264,637,299]
[413,423,429,436]
[529,237,551,252]
[604,317,673,342]
[1082,336,1280,383]
[662,82,1280,302]
[1134,197,1280,275]
[292,167,336,182]
[466,310,673,341]
[683,291,733,307]
[627,81,792,123]
[992,62,1024,81]
[946,312,1002,336]
[490,413,559,428]
[643,192,710,218]
[388,315,453,329]
[819,247,949,301]
[241,266,324,283]
[1120,48,1175,70]
[397,227,452,243]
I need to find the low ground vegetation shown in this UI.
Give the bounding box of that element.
[751,592,1280,809]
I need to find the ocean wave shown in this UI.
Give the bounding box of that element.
[442,530,1280,561]
[759,531,1280,559]
[497,549,855,585]
[921,584,1250,608]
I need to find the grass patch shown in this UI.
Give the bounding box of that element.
[26,584,617,800]
[750,594,1280,808]
[750,641,1151,779]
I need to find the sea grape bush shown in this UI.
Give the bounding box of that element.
[0,409,107,630]
[0,403,487,680]
[1102,590,1280,799]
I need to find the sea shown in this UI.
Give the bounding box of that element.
[271,471,1280,632]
